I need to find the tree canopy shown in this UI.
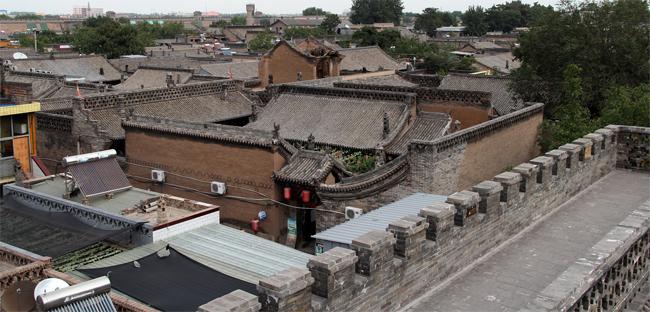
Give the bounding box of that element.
[230,15,246,25]
[71,17,184,58]
[350,0,404,25]
[462,1,553,35]
[302,7,328,16]
[352,27,473,74]
[321,14,341,32]
[414,8,454,37]
[248,31,275,52]
[512,0,650,149]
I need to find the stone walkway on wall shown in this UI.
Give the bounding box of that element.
[404,170,650,312]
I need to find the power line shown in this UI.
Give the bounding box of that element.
[126,174,344,215]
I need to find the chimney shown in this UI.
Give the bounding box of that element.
[99,67,104,75]
[125,64,129,72]
[307,133,315,150]
[382,112,390,139]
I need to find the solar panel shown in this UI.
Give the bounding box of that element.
[67,157,131,198]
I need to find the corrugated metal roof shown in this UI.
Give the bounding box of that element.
[48,293,117,312]
[312,193,447,245]
[78,223,312,284]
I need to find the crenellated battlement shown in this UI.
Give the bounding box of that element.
[202,125,650,312]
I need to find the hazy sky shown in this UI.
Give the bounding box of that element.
[6,0,559,15]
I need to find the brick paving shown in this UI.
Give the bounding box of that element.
[406,170,650,312]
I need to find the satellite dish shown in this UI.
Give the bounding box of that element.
[33,278,69,300]
[13,52,28,60]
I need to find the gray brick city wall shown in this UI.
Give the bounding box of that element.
[208,125,650,312]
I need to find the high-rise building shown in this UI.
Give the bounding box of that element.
[72,2,103,18]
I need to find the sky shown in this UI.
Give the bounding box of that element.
[5,0,559,15]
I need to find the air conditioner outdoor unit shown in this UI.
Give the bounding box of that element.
[210,181,226,195]
[345,207,363,220]
[151,169,166,182]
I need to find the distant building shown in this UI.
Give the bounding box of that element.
[259,39,343,87]
[245,4,256,26]
[435,26,466,38]
[72,2,103,18]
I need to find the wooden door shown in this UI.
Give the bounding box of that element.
[12,136,30,175]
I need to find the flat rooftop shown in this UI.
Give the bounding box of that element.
[28,175,200,225]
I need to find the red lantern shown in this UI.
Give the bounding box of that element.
[283,187,291,200]
[250,219,259,233]
[301,190,311,203]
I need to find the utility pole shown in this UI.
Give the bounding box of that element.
[31,29,39,52]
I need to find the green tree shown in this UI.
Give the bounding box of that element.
[320,14,341,32]
[303,7,328,16]
[539,65,597,150]
[17,30,73,52]
[248,31,275,52]
[462,6,488,36]
[0,14,12,20]
[230,15,246,25]
[352,27,400,49]
[350,0,404,25]
[414,8,454,37]
[73,17,149,58]
[13,13,42,20]
[512,0,650,116]
[210,20,229,28]
[599,84,650,128]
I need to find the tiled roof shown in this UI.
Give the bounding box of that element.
[273,150,338,185]
[474,52,521,74]
[466,41,505,50]
[115,67,193,90]
[386,112,451,155]
[87,90,252,139]
[11,56,122,82]
[438,74,524,115]
[4,71,110,101]
[108,56,220,74]
[122,115,274,148]
[199,61,260,79]
[345,73,417,87]
[272,17,324,27]
[337,46,404,72]
[4,71,61,98]
[245,90,409,150]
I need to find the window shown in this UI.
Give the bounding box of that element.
[1,140,13,158]
[0,116,11,138]
[12,114,28,135]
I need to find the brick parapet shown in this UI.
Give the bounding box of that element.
[410,102,544,153]
[274,84,417,107]
[79,79,242,110]
[332,82,491,107]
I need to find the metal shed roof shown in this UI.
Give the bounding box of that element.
[77,223,312,284]
[312,193,447,245]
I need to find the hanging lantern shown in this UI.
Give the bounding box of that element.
[283,187,291,200]
[301,190,311,203]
